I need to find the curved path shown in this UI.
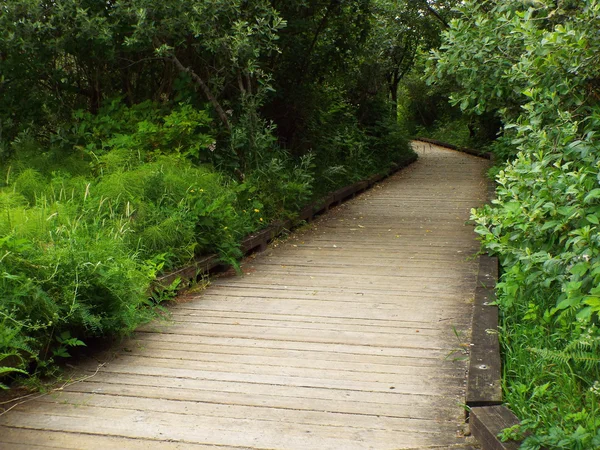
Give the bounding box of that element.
[0,143,489,449]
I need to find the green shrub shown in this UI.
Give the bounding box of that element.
[432,0,600,446]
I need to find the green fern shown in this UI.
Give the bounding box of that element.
[0,366,28,389]
[528,328,600,374]
[13,168,46,205]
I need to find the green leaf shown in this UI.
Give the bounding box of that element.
[583,297,600,308]
[576,306,593,321]
[584,189,600,204]
[570,262,589,277]
[555,296,582,311]
[586,214,599,224]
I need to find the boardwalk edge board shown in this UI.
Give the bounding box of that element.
[154,153,418,291]
[470,406,522,450]
[468,258,525,449]
[467,254,502,407]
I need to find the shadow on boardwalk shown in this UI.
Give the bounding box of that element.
[0,143,489,449]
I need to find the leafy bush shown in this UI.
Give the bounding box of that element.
[0,0,421,390]
[431,0,600,446]
[0,95,323,386]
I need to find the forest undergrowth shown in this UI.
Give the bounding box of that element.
[0,0,425,389]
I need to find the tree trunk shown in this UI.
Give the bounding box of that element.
[170,54,231,132]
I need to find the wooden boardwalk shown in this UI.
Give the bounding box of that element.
[0,143,489,449]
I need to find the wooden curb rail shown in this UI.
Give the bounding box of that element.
[467,256,521,450]
[154,155,416,290]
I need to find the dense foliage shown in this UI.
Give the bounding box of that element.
[1,0,458,386]
[0,101,314,387]
[430,0,600,447]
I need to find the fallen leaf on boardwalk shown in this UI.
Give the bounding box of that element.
[358,225,365,228]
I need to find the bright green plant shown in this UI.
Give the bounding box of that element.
[430,0,600,446]
[0,0,426,391]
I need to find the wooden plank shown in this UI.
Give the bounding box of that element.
[0,143,488,450]
[113,345,464,375]
[197,285,472,301]
[169,308,466,328]
[62,379,461,420]
[73,371,462,412]
[2,406,469,450]
[168,314,451,335]
[477,255,499,290]
[121,338,456,367]
[33,391,463,434]
[0,426,224,449]
[137,320,463,351]
[255,255,478,267]
[175,298,471,322]
[238,265,476,280]
[467,257,503,406]
[332,184,358,204]
[133,332,458,359]
[297,205,314,222]
[154,254,220,288]
[470,406,523,450]
[80,356,464,391]
[208,280,475,296]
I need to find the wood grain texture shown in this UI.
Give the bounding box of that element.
[470,406,522,450]
[467,256,503,406]
[0,142,488,449]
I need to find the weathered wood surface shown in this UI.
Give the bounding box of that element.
[467,255,503,406]
[0,142,489,449]
[470,406,523,450]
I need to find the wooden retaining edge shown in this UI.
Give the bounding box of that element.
[467,158,523,449]
[470,406,522,450]
[153,153,418,291]
[415,137,494,161]
[468,257,523,449]
[467,255,502,407]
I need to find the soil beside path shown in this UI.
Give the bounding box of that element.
[0,142,489,449]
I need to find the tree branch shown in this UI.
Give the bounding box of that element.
[421,1,449,29]
[169,54,231,132]
[297,0,340,82]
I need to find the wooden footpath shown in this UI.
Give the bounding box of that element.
[0,142,489,449]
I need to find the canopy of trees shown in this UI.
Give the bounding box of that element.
[0,0,453,388]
